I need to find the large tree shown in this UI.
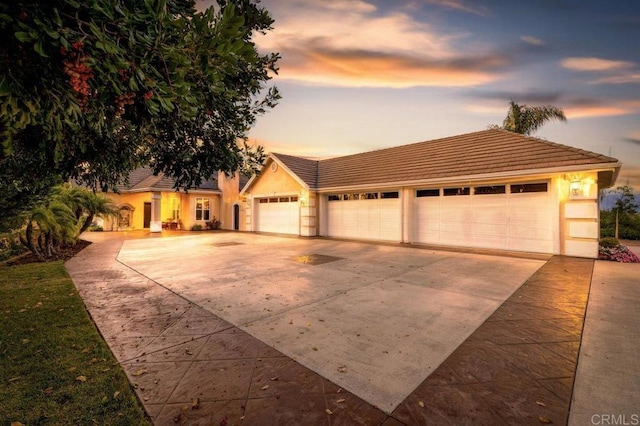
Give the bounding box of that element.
[502,101,567,135]
[0,0,279,228]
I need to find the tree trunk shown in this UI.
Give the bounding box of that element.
[20,222,44,261]
[615,208,619,239]
[79,214,94,235]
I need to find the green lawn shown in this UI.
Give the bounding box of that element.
[0,262,150,425]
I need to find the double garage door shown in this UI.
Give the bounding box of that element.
[413,183,552,253]
[254,196,299,234]
[324,182,552,253]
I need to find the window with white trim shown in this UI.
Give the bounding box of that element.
[195,198,210,221]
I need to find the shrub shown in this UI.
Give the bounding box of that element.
[205,217,221,230]
[87,225,103,232]
[190,224,203,231]
[600,237,619,248]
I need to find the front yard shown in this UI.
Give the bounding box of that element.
[0,261,149,425]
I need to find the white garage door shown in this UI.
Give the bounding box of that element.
[327,191,402,241]
[255,196,299,234]
[413,183,552,253]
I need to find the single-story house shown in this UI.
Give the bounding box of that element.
[240,128,621,258]
[99,168,247,232]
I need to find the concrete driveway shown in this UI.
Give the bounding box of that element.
[116,232,545,413]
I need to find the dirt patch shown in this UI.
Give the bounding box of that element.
[6,240,92,266]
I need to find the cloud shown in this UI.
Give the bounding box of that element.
[256,0,506,88]
[521,35,544,46]
[277,45,506,88]
[561,57,635,72]
[588,74,640,85]
[422,0,489,16]
[560,56,640,85]
[465,92,640,119]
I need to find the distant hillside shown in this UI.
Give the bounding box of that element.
[600,193,640,211]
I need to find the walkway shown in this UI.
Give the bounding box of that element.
[64,233,636,425]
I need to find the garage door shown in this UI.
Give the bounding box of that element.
[327,191,401,241]
[413,183,552,253]
[255,196,299,234]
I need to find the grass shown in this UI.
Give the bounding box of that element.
[0,261,150,425]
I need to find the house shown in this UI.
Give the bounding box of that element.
[240,129,621,258]
[100,168,247,232]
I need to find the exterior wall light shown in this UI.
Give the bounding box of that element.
[570,177,581,196]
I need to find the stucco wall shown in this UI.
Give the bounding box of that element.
[559,171,600,258]
[248,160,304,196]
[217,171,244,231]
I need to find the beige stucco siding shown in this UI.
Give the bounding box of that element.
[249,161,306,196]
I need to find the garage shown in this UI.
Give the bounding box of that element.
[327,191,402,241]
[255,196,299,234]
[413,182,552,253]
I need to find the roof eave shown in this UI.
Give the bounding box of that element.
[317,162,623,192]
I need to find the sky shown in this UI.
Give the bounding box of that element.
[200,0,640,190]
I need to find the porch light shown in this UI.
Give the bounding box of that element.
[299,195,307,205]
[569,177,581,196]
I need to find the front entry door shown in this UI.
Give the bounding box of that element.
[233,204,240,231]
[143,202,151,228]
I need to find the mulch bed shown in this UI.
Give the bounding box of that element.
[5,240,92,266]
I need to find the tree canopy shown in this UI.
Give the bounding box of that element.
[502,101,567,135]
[1,0,279,227]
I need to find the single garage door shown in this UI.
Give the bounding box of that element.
[413,182,552,253]
[255,196,299,234]
[327,191,402,241]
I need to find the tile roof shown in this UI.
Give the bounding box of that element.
[270,129,618,190]
[272,153,320,188]
[116,168,220,192]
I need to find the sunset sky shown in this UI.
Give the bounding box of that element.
[201,0,640,189]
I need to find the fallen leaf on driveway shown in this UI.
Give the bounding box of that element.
[538,416,552,424]
[418,401,425,408]
[337,365,347,373]
[270,377,279,381]
[261,385,269,390]
[336,398,345,403]
[325,409,333,415]
[192,398,200,409]
[132,368,147,377]
[536,401,546,407]
[312,347,318,351]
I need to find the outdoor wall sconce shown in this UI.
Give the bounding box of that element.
[299,195,307,205]
[570,177,582,196]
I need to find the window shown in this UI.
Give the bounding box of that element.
[361,192,379,199]
[195,198,210,221]
[279,197,289,202]
[474,185,506,195]
[170,198,180,220]
[510,183,548,193]
[290,196,299,202]
[268,197,278,203]
[344,193,360,200]
[416,189,439,197]
[259,198,268,204]
[380,191,399,199]
[328,195,341,201]
[443,187,470,196]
